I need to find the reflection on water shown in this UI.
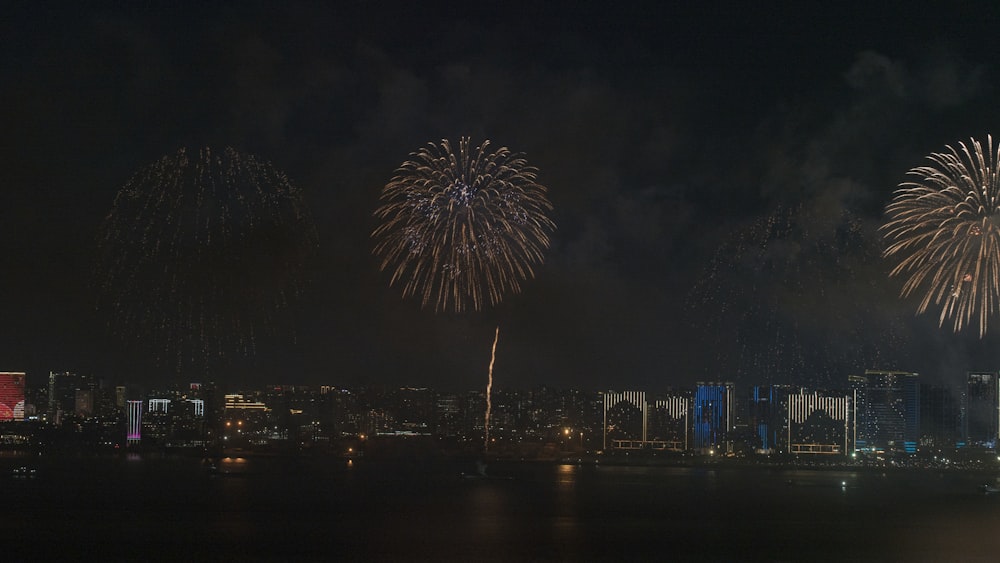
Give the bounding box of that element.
[3,456,1000,561]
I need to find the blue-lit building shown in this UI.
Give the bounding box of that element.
[746,384,790,454]
[693,382,733,453]
[850,370,920,454]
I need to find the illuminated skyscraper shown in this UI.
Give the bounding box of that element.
[747,384,791,454]
[0,372,26,422]
[850,370,920,454]
[693,382,733,452]
[603,391,646,449]
[647,393,689,451]
[786,389,852,455]
[149,399,170,413]
[126,400,143,446]
[963,371,999,449]
[187,399,204,418]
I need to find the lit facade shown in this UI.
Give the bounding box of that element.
[188,399,205,418]
[126,400,143,445]
[851,370,920,454]
[747,384,790,454]
[603,391,646,449]
[963,371,999,449]
[646,394,689,451]
[693,382,733,452]
[786,389,852,455]
[149,398,170,413]
[0,372,26,422]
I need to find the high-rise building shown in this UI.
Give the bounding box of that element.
[126,400,143,446]
[747,384,791,454]
[850,370,920,454]
[75,389,96,418]
[434,392,462,438]
[963,371,999,449]
[786,388,852,455]
[920,383,960,449]
[603,391,646,449]
[0,372,26,421]
[48,371,95,424]
[646,393,689,451]
[693,382,733,453]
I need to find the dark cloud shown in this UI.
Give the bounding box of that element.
[2,3,1000,392]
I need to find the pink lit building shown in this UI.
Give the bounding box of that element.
[0,372,26,422]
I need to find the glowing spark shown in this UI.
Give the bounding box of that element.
[485,325,499,453]
[372,138,555,313]
[881,135,1000,337]
[94,147,317,374]
[372,138,554,455]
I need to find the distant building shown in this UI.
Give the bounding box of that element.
[646,393,689,451]
[851,370,920,454]
[75,389,94,418]
[126,400,143,446]
[919,383,960,449]
[786,389,852,455]
[48,371,95,424]
[962,371,999,449]
[149,398,170,413]
[0,372,26,422]
[746,384,791,454]
[187,399,205,418]
[603,391,646,449]
[434,392,463,438]
[693,382,733,453]
[388,387,433,434]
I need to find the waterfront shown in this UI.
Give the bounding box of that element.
[5,455,1000,562]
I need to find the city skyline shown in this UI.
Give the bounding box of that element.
[10,368,1000,461]
[4,4,1000,392]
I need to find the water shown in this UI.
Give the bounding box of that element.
[4,455,1000,562]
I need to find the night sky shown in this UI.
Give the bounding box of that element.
[3,2,1000,391]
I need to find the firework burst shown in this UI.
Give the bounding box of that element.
[372,137,555,313]
[373,137,555,452]
[95,147,317,374]
[882,135,1000,337]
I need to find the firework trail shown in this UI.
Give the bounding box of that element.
[373,138,554,451]
[485,326,499,452]
[95,147,317,375]
[882,135,1000,337]
[373,138,555,313]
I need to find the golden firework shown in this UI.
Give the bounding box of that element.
[882,136,1000,337]
[372,137,555,313]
